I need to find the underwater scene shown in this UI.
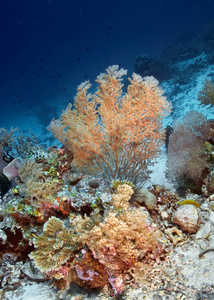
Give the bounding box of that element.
[1,0,214,299]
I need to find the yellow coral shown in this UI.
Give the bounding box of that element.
[112,183,134,210]
[49,65,171,183]
[87,207,162,274]
[86,184,163,274]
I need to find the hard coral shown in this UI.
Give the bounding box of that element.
[49,65,171,184]
[30,216,79,273]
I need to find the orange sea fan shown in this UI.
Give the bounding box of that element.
[49,65,171,183]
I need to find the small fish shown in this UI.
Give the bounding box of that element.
[177,199,200,208]
[12,188,19,195]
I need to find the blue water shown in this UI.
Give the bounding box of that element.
[0,0,214,140]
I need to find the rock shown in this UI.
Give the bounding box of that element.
[132,187,157,209]
[196,238,210,250]
[134,55,172,81]
[196,221,211,239]
[161,211,169,220]
[210,211,214,224]
[21,260,48,282]
[209,201,214,211]
[88,179,100,189]
[0,254,23,289]
[171,205,201,233]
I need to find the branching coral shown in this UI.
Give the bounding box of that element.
[0,127,17,149]
[49,65,171,183]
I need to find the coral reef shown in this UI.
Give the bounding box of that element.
[3,24,214,300]
[29,183,166,294]
[49,65,171,184]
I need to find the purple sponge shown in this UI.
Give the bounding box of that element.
[3,157,23,181]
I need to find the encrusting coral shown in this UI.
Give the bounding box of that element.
[49,65,171,184]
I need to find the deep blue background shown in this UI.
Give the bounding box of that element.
[0,0,214,130]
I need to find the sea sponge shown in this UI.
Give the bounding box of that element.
[3,157,23,181]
